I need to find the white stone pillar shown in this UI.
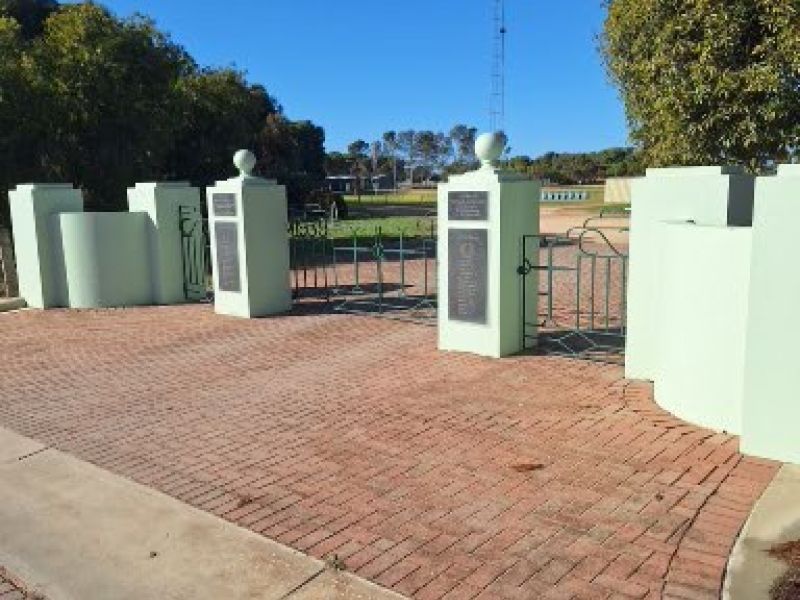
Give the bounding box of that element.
[437,132,540,358]
[625,167,754,380]
[8,184,84,308]
[741,164,800,463]
[206,150,291,318]
[128,182,203,304]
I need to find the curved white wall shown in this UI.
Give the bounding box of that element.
[55,212,152,308]
[652,221,752,434]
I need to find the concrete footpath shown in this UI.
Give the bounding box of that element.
[0,427,404,600]
[724,464,800,599]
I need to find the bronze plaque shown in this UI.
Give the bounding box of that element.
[213,193,237,217]
[215,222,241,292]
[448,229,488,324]
[448,191,488,221]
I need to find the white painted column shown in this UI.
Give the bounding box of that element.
[742,164,800,463]
[625,167,755,380]
[128,182,203,304]
[437,133,540,358]
[206,151,291,318]
[8,184,84,308]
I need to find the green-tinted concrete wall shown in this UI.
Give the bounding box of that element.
[742,165,800,463]
[653,222,751,435]
[128,182,202,305]
[56,212,151,308]
[625,167,754,381]
[625,165,800,465]
[8,184,83,308]
[9,181,202,310]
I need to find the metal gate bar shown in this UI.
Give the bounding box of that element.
[519,217,629,363]
[288,217,437,323]
[179,205,207,302]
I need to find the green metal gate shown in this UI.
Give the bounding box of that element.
[179,204,207,302]
[288,216,437,323]
[519,211,629,362]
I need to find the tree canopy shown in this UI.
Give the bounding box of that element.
[0,0,325,223]
[603,0,800,170]
[331,126,642,185]
[506,148,643,185]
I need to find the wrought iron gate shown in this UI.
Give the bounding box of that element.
[288,216,437,323]
[178,204,207,301]
[519,211,629,362]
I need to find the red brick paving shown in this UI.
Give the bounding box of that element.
[0,305,779,599]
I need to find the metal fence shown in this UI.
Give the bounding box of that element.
[289,217,438,323]
[519,211,630,362]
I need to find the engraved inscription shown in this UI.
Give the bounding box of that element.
[448,191,488,221]
[215,222,241,292]
[213,193,237,217]
[448,229,488,324]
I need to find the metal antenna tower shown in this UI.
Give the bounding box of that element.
[490,0,507,133]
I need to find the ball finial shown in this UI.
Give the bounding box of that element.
[475,132,506,167]
[233,149,257,178]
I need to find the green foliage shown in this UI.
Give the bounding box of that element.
[0,0,325,223]
[346,139,369,158]
[603,0,800,169]
[332,125,479,182]
[258,115,326,204]
[166,71,276,186]
[28,4,190,209]
[331,125,642,185]
[505,148,643,184]
[0,17,29,196]
[0,0,57,39]
[448,124,479,172]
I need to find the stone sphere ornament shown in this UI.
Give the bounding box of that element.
[475,131,507,167]
[233,149,257,178]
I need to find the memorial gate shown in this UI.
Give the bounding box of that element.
[517,210,630,363]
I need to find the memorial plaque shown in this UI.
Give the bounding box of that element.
[449,191,488,221]
[212,193,237,217]
[448,228,488,324]
[215,222,241,292]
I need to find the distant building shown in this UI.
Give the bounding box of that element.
[604,177,640,205]
[540,184,604,203]
[325,174,394,194]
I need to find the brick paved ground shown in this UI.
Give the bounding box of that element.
[0,300,779,600]
[0,567,41,599]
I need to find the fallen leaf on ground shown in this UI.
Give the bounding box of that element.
[510,463,545,473]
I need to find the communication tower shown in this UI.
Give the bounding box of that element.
[490,0,507,133]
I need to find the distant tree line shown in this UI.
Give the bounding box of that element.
[327,125,481,186]
[0,0,326,225]
[505,147,644,185]
[328,125,643,187]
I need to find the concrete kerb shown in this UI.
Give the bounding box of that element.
[724,464,800,600]
[0,426,405,600]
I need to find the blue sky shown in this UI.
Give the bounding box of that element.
[87,1,630,157]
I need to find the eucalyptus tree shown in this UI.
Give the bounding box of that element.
[603,0,800,169]
[28,3,191,208]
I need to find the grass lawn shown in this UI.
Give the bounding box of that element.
[328,215,436,241]
[318,201,627,243]
[344,191,436,205]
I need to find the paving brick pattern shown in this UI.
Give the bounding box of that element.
[0,305,779,600]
